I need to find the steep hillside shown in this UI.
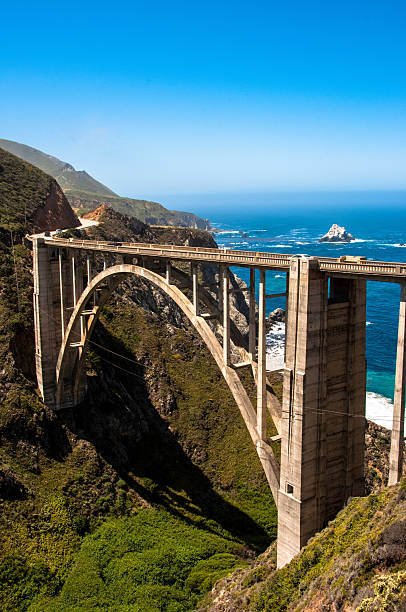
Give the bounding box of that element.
[0,139,210,229]
[0,147,79,236]
[0,184,276,610]
[200,480,406,611]
[0,139,116,196]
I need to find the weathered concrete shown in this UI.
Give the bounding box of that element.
[389,284,406,485]
[257,269,267,440]
[277,260,366,568]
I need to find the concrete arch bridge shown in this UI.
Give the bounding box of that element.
[31,236,406,566]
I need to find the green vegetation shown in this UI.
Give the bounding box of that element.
[201,481,406,611]
[0,147,52,236]
[0,139,116,196]
[35,508,248,611]
[98,302,278,547]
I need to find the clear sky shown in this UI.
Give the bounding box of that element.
[2,0,406,200]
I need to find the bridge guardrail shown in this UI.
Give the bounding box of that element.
[36,236,406,279]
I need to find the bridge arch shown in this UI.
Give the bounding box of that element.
[55,263,280,498]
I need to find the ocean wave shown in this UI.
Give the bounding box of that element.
[215,230,241,235]
[366,392,394,429]
[275,274,283,278]
[366,321,373,326]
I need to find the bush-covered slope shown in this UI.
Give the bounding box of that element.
[0,147,79,236]
[0,139,116,196]
[200,481,406,611]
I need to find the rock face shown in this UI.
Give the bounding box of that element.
[265,308,285,334]
[319,224,355,243]
[33,179,80,232]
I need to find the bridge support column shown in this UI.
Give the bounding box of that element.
[277,259,366,568]
[222,266,230,365]
[257,269,267,439]
[389,284,406,485]
[249,268,256,361]
[86,254,92,285]
[33,238,62,408]
[192,263,199,315]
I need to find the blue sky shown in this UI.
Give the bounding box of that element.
[2,0,406,201]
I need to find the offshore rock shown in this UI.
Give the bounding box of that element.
[265,308,285,334]
[319,223,355,243]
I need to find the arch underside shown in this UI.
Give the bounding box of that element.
[56,264,280,499]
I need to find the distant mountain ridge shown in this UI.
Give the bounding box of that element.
[0,139,210,230]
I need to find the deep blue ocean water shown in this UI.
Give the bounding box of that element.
[175,197,406,410]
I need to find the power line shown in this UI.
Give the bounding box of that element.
[38,286,403,423]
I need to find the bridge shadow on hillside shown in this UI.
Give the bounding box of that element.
[59,323,273,553]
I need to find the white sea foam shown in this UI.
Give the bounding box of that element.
[366,321,373,326]
[215,230,241,235]
[366,392,394,429]
[266,322,285,371]
[275,274,283,278]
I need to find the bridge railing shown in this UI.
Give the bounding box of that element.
[43,237,294,268]
[39,237,406,279]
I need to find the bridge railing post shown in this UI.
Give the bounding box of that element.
[389,283,406,485]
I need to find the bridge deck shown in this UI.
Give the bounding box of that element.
[38,236,406,282]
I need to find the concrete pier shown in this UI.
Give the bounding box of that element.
[389,284,406,485]
[277,259,366,567]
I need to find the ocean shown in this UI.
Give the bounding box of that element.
[169,194,406,431]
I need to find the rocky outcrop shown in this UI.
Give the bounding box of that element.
[33,179,80,232]
[83,204,153,242]
[319,223,355,242]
